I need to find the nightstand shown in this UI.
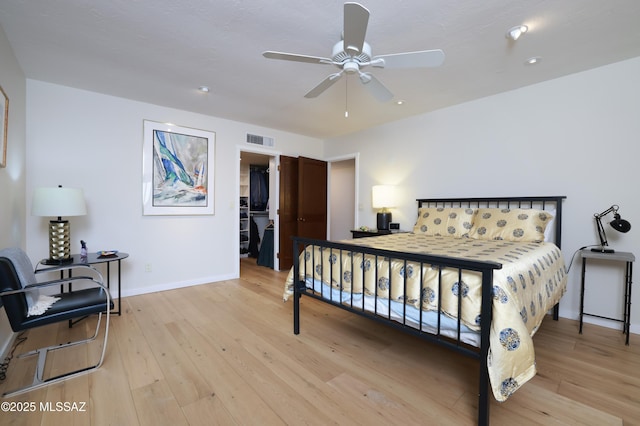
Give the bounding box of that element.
[351,229,390,239]
[350,229,407,239]
[579,249,634,345]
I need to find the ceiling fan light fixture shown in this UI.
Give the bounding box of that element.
[507,25,528,41]
[344,61,360,74]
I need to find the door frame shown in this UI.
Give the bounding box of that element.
[327,153,359,240]
[236,145,281,276]
[236,149,358,275]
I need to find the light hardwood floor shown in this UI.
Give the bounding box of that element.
[1,258,639,425]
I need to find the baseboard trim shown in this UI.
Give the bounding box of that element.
[119,273,237,299]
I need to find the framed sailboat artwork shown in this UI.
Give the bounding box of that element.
[142,120,215,215]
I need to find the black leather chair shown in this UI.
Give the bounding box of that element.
[0,248,112,397]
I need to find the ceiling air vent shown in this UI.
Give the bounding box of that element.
[246,133,274,147]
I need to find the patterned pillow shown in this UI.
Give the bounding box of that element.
[413,207,475,238]
[468,208,554,242]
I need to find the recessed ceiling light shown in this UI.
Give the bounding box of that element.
[198,86,210,93]
[506,25,528,41]
[395,100,405,105]
[525,56,541,65]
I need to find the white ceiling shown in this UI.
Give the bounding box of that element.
[1,0,640,139]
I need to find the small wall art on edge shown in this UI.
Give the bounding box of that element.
[142,120,215,215]
[0,85,8,168]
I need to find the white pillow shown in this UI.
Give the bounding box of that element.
[543,209,556,242]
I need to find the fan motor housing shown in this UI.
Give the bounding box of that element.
[332,40,372,64]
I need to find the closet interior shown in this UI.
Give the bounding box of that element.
[239,152,275,268]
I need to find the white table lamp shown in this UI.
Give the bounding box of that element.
[372,185,396,230]
[32,185,87,264]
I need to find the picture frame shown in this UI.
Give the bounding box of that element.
[0,85,8,168]
[142,120,215,215]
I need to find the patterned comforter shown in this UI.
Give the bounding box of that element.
[283,233,567,401]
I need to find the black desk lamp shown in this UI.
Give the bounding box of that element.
[592,204,631,253]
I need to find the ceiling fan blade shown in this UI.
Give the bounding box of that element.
[343,3,369,55]
[263,51,331,65]
[359,73,393,102]
[304,72,344,98]
[372,49,445,68]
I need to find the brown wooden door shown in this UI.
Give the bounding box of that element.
[297,156,327,240]
[278,156,327,270]
[278,155,299,270]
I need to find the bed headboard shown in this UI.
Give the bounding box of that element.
[416,196,567,248]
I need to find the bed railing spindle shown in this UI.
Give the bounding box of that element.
[329,247,334,302]
[456,267,463,344]
[419,261,425,332]
[295,242,301,329]
[374,254,379,316]
[402,259,408,325]
[313,246,318,296]
[387,256,392,320]
[360,252,365,311]
[437,265,442,336]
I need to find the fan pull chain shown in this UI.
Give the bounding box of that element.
[344,77,349,118]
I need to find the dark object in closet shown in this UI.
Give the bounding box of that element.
[248,216,260,257]
[250,166,269,211]
[257,224,274,268]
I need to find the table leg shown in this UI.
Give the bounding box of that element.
[106,261,111,304]
[579,257,586,334]
[117,260,122,315]
[624,261,632,345]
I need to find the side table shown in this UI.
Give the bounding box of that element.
[37,252,128,316]
[351,229,408,239]
[579,249,634,345]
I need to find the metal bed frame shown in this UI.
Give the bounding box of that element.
[291,196,566,426]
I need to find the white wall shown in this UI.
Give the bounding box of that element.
[325,57,640,334]
[0,23,27,357]
[25,81,323,297]
[0,24,26,251]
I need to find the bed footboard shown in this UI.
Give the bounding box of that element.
[291,237,502,426]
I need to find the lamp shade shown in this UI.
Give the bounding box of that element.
[371,185,396,209]
[32,187,87,217]
[610,213,631,233]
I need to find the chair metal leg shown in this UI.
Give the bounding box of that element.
[2,309,110,398]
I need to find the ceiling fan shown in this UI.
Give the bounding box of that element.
[262,2,445,102]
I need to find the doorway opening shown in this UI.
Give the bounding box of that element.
[238,148,278,274]
[328,155,358,241]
